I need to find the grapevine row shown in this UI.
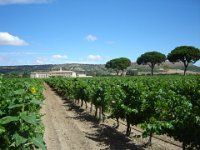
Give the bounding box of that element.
[46,76,200,149]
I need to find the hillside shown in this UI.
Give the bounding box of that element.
[0,62,200,75]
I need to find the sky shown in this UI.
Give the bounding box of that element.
[0,0,200,66]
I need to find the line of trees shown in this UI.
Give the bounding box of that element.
[1,72,30,78]
[105,46,200,75]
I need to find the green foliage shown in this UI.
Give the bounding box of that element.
[105,57,131,75]
[126,69,138,76]
[167,46,200,75]
[137,51,166,75]
[3,72,21,78]
[22,72,31,78]
[0,78,46,150]
[46,75,200,149]
[137,51,166,65]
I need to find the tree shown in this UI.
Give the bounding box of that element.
[137,51,166,75]
[105,57,131,76]
[167,46,200,75]
[126,69,138,76]
[22,72,30,78]
[4,72,20,78]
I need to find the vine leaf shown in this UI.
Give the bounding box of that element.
[0,126,5,134]
[0,116,19,125]
[21,113,37,125]
[32,136,46,150]
[13,133,27,146]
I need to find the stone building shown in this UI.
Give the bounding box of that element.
[30,67,78,78]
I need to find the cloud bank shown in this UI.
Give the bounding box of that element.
[52,54,68,59]
[35,57,48,64]
[0,0,50,5]
[0,32,28,46]
[87,55,102,61]
[85,34,97,42]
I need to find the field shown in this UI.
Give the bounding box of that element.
[0,78,45,149]
[0,75,200,150]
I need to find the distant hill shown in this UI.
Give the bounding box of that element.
[0,62,199,75]
[0,63,107,75]
[129,62,200,72]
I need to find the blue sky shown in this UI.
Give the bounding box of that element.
[0,0,200,66]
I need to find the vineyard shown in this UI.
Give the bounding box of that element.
[0,75,199,150]
[46,76,200,150]
[0,77,46,150]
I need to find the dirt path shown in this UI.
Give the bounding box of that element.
[41,83,181,150]
[41,83,103,150]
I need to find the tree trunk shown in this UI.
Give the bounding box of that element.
[85,101,87,109]
[126,116,131,136]
[90,103,93,113]
[95,106,98,117]
[116,70,119,76]
[126,121,131,136]
[146,133,152,146]
[102,107,106,122]
[121,70,124,76]
[183,61,188,76]
[149,63,155,76]
[151,64,155,76]
[81,99,83,107]
[122,70,127,76]
[99,106,102,121]
[182,142,186,150]
[116,117,119,128]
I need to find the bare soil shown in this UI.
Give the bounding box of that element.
[41,83,181,150]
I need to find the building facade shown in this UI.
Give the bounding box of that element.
[31,68,78,78]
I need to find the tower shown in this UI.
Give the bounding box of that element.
[60,67,62,72]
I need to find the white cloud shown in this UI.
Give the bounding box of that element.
[87,55,102,61]
[36,60,44,64]
[0,0,50,5]
[85,34,97,42]
[0,32,28,46]
[35,57,48,64]
[52,54,68,59]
